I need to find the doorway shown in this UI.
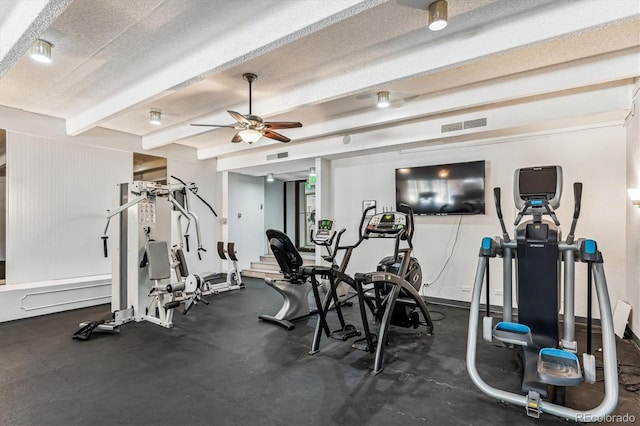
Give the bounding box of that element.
[295,180,315,252]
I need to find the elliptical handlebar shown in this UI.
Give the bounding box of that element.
[493,187,511,243]
[566,182,583,245]
[359,205,377,240]
[398,202,415,244]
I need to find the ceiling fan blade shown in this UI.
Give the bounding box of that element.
[190,124,236,128]
[231,132,243,143]
[263,130,291,143]
[228,110,250,125]
[263,121,303,130]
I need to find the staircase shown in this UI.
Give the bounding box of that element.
[243,252,316,279]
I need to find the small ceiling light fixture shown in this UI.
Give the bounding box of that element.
[238,128,262,144]
[309,167,316,176]
[149,110,162,126]
[428,0,448,31]
[30,39,52,63]
[628,188,640,206]
[266,173,275,182]
[377,91,390,108]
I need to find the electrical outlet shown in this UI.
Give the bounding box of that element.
[461,286,471,292]
[494,289,503,296]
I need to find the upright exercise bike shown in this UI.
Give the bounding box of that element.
[466,165,618,421]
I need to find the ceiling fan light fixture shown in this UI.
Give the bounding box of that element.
[266,173,275,182]
[31,39,52,63]
[149,110,162,125]
[377,91,390,108]
[239,128,262,144]
[428,0,448,31]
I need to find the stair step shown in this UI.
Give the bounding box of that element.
[242,268,283,280]
[251,262,281,271]
[260,254,316,265]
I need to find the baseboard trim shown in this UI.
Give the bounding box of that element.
[424,296,604,327]
[0,276,111,322]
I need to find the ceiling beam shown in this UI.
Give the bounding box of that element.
[144,0,640,152]
[0,0,73,78]
[215,83,631,172]
[202,47,638,161]
[65,0,385,136]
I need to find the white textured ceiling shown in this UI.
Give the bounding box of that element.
[0,0,638,177]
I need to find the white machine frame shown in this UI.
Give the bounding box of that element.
[93,181,210,331]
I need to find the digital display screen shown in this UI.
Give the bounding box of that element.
[395,160,485,216]
[318,219,333,230]
[519,167,558,200]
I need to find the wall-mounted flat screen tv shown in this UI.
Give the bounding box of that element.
[395,160,485,215]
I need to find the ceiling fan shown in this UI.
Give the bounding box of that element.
[191,73,302,144]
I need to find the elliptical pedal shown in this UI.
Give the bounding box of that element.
[352,334,378,352]
[330,324,361,341]
[493,321,533,346]
[537,348,583,387]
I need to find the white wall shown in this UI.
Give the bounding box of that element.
[7,133,132,283]
[331,125,627,319]
[228,172,265,269]
[626,83,640,336]
[0,107,202,322]
[168,158,221,276]
[264,178,284,253]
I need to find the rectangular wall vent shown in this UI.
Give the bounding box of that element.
[441,122,463,133]
[464,118,487,129]
[267,152,289,160]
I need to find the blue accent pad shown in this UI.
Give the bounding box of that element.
[531,200,543,206]
[496,322,530,334]
[482,237,492,250]
[539,348,579,362]
[585,239,596,254]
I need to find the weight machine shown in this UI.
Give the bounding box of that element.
[75,179,219,338]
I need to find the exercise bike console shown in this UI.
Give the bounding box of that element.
[313,219,335,243]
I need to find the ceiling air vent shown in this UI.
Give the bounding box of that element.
[464,118,487,129]
[441,118,487,133]
[441,122,463,133]
[267,152,289,161]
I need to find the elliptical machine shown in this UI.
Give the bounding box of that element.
[466,166,618,421]
[352,203,434,375]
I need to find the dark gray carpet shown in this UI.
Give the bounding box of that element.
[0,277,638,425]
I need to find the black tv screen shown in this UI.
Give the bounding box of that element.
[395,160,485,215]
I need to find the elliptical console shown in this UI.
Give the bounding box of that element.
[365,213,407,235]
[364,212,422,291]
